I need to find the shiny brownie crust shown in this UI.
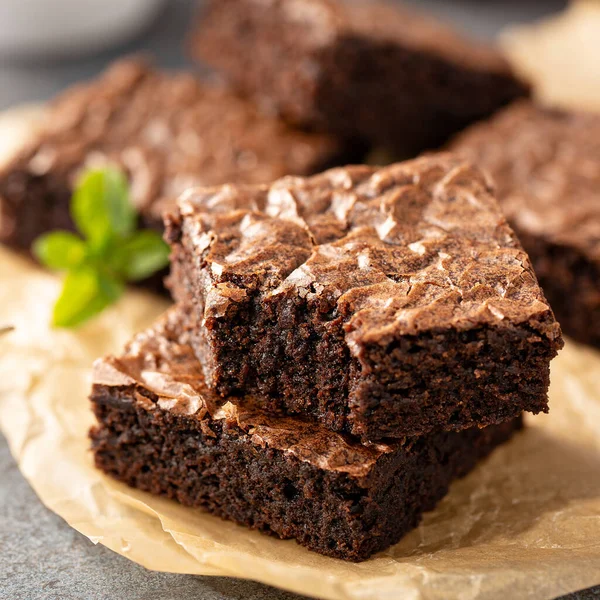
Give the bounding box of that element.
[165,155,562,441]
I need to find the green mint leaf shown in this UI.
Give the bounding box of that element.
[32,231,86,271]
[52,267,124,328]
[112,230,170,282]
[71,168,135,248]
[33,166,170,328]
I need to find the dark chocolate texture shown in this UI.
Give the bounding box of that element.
[451,101,600,347]
[192,0,529,152]
[165,154,563,441]
[89,308,522,561]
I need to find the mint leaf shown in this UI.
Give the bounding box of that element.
[71,168,135,248]
[34,166,169,328]
[112,230,170,282]
[52,267,124,328]
[33,231,86,271]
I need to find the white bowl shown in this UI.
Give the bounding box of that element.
[0,0,166,59]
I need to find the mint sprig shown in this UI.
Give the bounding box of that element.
[33,167,170,328]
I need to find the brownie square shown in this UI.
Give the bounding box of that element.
[165,154,562,441]
[89,308,522,562]
[0,58,352,258]
[191,0,529,153]
[451,101,600,347]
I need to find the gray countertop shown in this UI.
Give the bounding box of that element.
[3,1,599,599]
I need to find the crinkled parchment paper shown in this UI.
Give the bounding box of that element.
[1,79,600,599]
[502,0,600,113]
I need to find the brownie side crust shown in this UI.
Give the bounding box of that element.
[89,308,522,562]
[0,58,352,256]
[451,101,600,347]
[191,0,529,152]
[165,155,563,441]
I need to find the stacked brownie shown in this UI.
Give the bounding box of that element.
[91,154,563,560]
[90,308,523,561]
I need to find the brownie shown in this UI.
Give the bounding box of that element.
[165,154,563,441]
[191,0,529,153]
[0,58,352,257]
[89,308,522,562]
[450,101,600,347]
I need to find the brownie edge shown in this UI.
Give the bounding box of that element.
[89,308,522,562]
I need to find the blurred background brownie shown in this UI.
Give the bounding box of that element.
[191,0,529,154]
[165,155,562,441]
[90,307,523,562]
[0,58,355,256]
[451,101,600,348]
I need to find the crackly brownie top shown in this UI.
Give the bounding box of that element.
[219,0,518,76]
[451,101,600,261]
[92,309,393,477]
[173,154,561,347]
[1,58,341,221]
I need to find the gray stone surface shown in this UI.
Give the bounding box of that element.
[3,0,598,599]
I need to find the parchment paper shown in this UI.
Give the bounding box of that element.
[1,35,600,597]
[2,245,600,600]
[502,0,600,113]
